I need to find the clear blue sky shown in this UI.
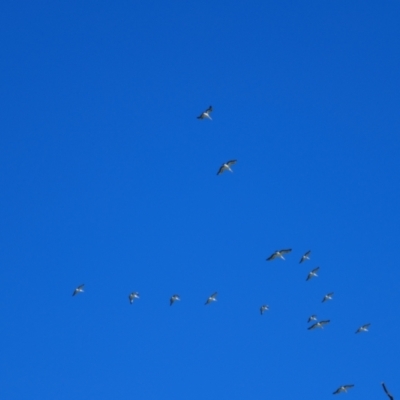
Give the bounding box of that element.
[1,1,399,399]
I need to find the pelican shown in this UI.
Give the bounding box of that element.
[170,294,181,306]
[266,249,292,261]
[128,292,140,304]
[355,323,371,334]
[308,320,330,330]
[322,292,334,303]
[260,305,269,315]
[72,284,84,296]
[217,160,237,175]
[299,250,311,263]
[307,314,317,323]
[306,267,320,281]
[333,385,354,395]
[382,383,394,400]
[197,106,213,120]
[205,292,218,305]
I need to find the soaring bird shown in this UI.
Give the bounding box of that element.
[266,249,292,261]
[382,382,394,400]
[260,305,269,315]
[307,314,317,323]
[355,323,371,334]
[170,294,181,306]
[322,292,334,303]
[308,320,330,330]
[197,106,213,120]
[217,160,237,175]
[72,284,84,296]
[306,267,320,281]
[299,250,311,263]
[128,292,140,304]
[205,292,218,305]
[333,385,354,395]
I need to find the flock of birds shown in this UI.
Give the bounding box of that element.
[71,105,394,398]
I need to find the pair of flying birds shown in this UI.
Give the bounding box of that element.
[266,249,311,263]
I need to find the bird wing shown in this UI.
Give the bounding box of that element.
[217,165,226,175]
[307,323,318,330]
[312,267,320,273]
[226,160,237,167]
[320,320,330,326]
[266,252,278,261]
[343,385,354,390]
[280,249,292,255]
[210,292,218,299]
[206,106,213,113]
[382,383,394,400]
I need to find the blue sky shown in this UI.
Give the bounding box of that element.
[0,1,399,399]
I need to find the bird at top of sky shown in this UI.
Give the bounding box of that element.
[355,323,371,334]
[266,249,292,261]
[307,314,317,323]
[322,292,334,303]
[382,382,394,400]
[170,294,180,306]
[129,292,140,304]
[260,305,269,315]
[72,284,84,296]
[197,105,213,120]
[333,384,354,395]
[205,292,218,305]
[217,160,237,175]
[307,320,330,330]
[306,267,320,281]
[299,250,311,263]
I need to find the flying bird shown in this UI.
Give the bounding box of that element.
[355,323,371,334]
[72,284,84,296]
[260,305,269,315]
[266,249,292,261]
[205,292,218,305]
[197,106,213,120]
[308,320,330,330]
[128,292,140,304]
[170,294,180,306]
[299,250,311,263]
[333,385,354,395]
[306,267,320,281]
[322,292,334,303]
[307,315,317,323]
[217,160,237,175]
[382,382,394,400]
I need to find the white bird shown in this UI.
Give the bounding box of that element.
[382,382,394,400]
[129,292,140,304]
[266,249,292,261]
[217,160,237,175]
[307,314,317,323]
[260,305,269,315]
[205,292,218,305]
[333,385,354,395]
[355,323,371,334]
[197,106,213,120]
[72,284,84,296]
[170,294,181,306]
[306,267,320,281]
[308,320,330,330]
[322,292,334,303]
[299,250,311,263]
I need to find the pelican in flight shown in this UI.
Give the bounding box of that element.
[333,385,354,395]
[322,292,334,303]
[170,294,181,306]
[306,267,320,281]
[355,323,371,334]
[197,106,213,120]
[129,292,140,304]
[382,382,394,400]
[72,284,84,296]
[299,250,311,263]
[266,249,292,261]
[308,320,330,330]
[260,305,269,315]
[205,292,218,305]
[217,160,237,175]
[307,315,317,323]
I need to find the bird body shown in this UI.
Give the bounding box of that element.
[333,385,354,395]
[72,284,84,296]
[197,106,213,120]
[260,305,269,315]
[205,292,218,305]
[129,292,140,304]
[170,294,180,306]
[217,160,237,175]
[266,249,292,261]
